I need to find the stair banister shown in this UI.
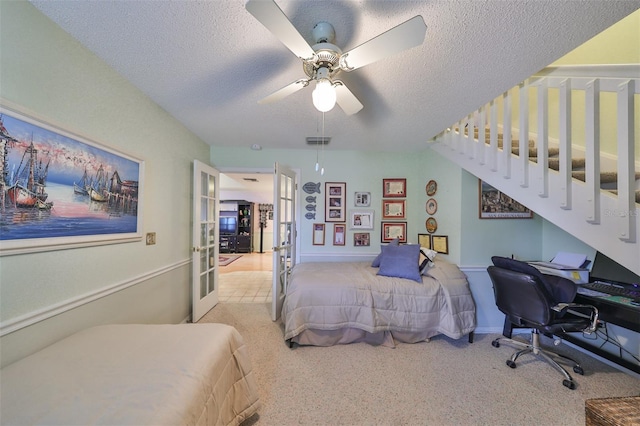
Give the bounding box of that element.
[429,64,640,275]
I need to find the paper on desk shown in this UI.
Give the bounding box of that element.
[551,252,588,268]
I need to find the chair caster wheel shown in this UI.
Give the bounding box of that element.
[492,340,500,348]
[562,379,576,390]
[506,360,516,369]
[573,366,584,375]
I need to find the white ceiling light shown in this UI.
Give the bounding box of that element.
[312,78,336,112]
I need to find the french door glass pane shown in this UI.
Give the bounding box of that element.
[201,171,208,197]
[200,273,207,298]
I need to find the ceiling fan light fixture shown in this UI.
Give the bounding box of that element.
[312,78,336,112]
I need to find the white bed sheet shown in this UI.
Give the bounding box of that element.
[0,324,260,426]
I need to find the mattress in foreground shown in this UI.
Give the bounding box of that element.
[0,324,260,426]
[282,259,477,345]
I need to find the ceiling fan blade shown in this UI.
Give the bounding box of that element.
[339,15,427,72]
[245,0,315,60]
[334,81,363,116]
[258,79,309,104]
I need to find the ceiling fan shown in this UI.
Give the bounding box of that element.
[246,0,427,115]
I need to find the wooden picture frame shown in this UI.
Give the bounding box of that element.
[312,223,325,245]
[325,182,346,222]
[0,103,144,256]
[432,235,449,254]
[381,221,407,243]
[354,232,370,246]
[382,199,406,219]
[333,224,346,246]
[354,191,371,207]
[418,233,431,250]
[349,209,374,229]
[382,178,406,198]
[479,180,533,219]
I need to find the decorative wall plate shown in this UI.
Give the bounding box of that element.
[426,217,438,233]
[426,180,437,196]
[426,198,438,215]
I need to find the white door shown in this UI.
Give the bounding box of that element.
[192,160,220,322]
[272,163,297,321]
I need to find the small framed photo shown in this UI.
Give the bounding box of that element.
[382,178,406,198]
[325,182,346,222]
[418,234,431,250]
[349,209,374,229]
[354,191,371,207]
[312,223,325,245]
[426,198,438,215]
[381,222,407,243]
[432,235,449,254]
[333,224,346,246]
[354,232,370,247]
[382,199,406,219]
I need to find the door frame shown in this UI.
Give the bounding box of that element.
[217,166,301,265]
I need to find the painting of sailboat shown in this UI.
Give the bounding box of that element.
[0,106,143,254]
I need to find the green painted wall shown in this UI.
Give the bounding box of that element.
[0,1,210,364]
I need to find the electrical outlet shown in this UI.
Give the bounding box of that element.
[146,232,156,245]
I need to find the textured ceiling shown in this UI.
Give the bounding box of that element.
[31,0,640,153]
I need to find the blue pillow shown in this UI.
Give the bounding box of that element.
[377,244,422,283]
[371,238,400,267]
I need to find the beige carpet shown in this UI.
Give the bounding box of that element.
[199,303,639,426]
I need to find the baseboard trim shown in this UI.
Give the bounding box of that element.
[0,258,191,337]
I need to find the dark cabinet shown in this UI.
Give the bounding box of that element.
[219,200,253,253]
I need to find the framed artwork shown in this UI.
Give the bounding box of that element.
[382,199,406,219]
[354,191,371,207]
[349,209,374,229]
[312,223,325,245]
[426,180,438,196]
[432,235,449,254]
[426,198,438,215]
[354,232,370,246]
[381,221,407,243]
[418,233,431,250]
[426,217,438,234]
[382,178,406,198]
[0,103,144,256]
[325,182,346,222]
[479,180,533,219]
[333,224,346,246]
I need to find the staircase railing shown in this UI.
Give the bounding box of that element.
[429,64,639,275]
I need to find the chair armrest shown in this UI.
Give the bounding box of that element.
[552,303,599,333]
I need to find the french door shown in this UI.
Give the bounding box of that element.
[191,160,220,322]
[271,163,297,321]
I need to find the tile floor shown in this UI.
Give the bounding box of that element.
[218,270,272,303]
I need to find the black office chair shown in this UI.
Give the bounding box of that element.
[487,256,599,389]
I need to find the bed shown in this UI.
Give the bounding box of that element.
[282,245,477,347]
[0,323,260,426]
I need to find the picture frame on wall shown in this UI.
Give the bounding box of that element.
[418,233,431,250]
[479,180,533,219]
[349,209,374,229]
[382,178,406,198]
[325,182,346,222]
[0,103,144,256]
[381,221,407,243]
[312,223,325,245]
[382,199,406,219]
[354,232,370,246]
[333,224,346,246]
[354,191,371,207]
[432,235,449,254]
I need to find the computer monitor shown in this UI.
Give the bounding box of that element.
[590,251,640,287]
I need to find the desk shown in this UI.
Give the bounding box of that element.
[560,293,639,374]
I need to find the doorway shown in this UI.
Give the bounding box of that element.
[218,170,274,303]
